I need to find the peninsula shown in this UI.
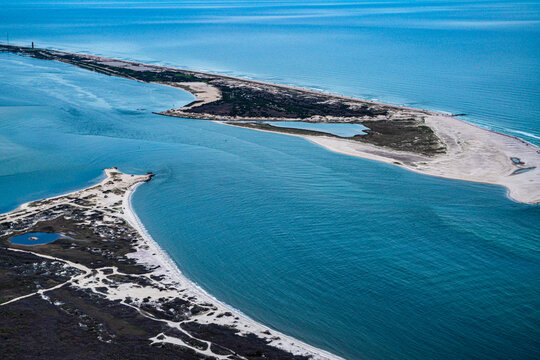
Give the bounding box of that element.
[1,44,538,203]
[0,168,341,360]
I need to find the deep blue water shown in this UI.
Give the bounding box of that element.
[266,122,368,137]
[9,232,65,245]
[0,1,539,359]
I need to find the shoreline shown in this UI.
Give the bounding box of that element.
[0,45,431,115]
[122,179,344,360]
[0,169,345,359]
[218,120,540,205]
[220,117,540,204]
[1,44,538,203]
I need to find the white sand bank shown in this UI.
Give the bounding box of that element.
[123,179,344,360]
[306,114,540,204]
[222,114,540,204]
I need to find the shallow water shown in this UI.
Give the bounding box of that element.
[513,168,536,175]
[265,122,368,137]
[1,1,539,359]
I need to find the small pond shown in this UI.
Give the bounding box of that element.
[512,167,535,175]
[9,232,66,246]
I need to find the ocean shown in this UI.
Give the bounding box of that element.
[0,1,539,359]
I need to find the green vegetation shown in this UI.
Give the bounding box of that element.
[358,119,446,156]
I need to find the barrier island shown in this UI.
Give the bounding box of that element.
[1,44,538,203]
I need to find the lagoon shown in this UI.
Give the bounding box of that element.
[265,122,368,137]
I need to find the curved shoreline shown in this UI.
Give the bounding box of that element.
[1,44,538,204]
[0,169,346,359]
[218,117,540,205]
[122,179,344,360]
[219,117,540,204]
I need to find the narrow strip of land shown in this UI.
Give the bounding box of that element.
[1,44,538,203]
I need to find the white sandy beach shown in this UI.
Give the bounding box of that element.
[221,114,540,204]
[122,180,344,360]
[0,169,344,359]
[306,114,540,204]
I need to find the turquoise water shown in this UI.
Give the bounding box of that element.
[1,0,539,144]
[265,122,368,137]
[9,232,65,246]
[1,1,539,359]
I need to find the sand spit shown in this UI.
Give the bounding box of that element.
[159,81,223,109]
[305,114,540,204]
[0,168,343,360]
[223,115,540,204]
[1,44,538,203]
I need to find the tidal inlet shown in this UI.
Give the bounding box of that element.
[0,1,539,360]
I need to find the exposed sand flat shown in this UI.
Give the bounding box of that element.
[304,114,540,204]
[159,81,222,109]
